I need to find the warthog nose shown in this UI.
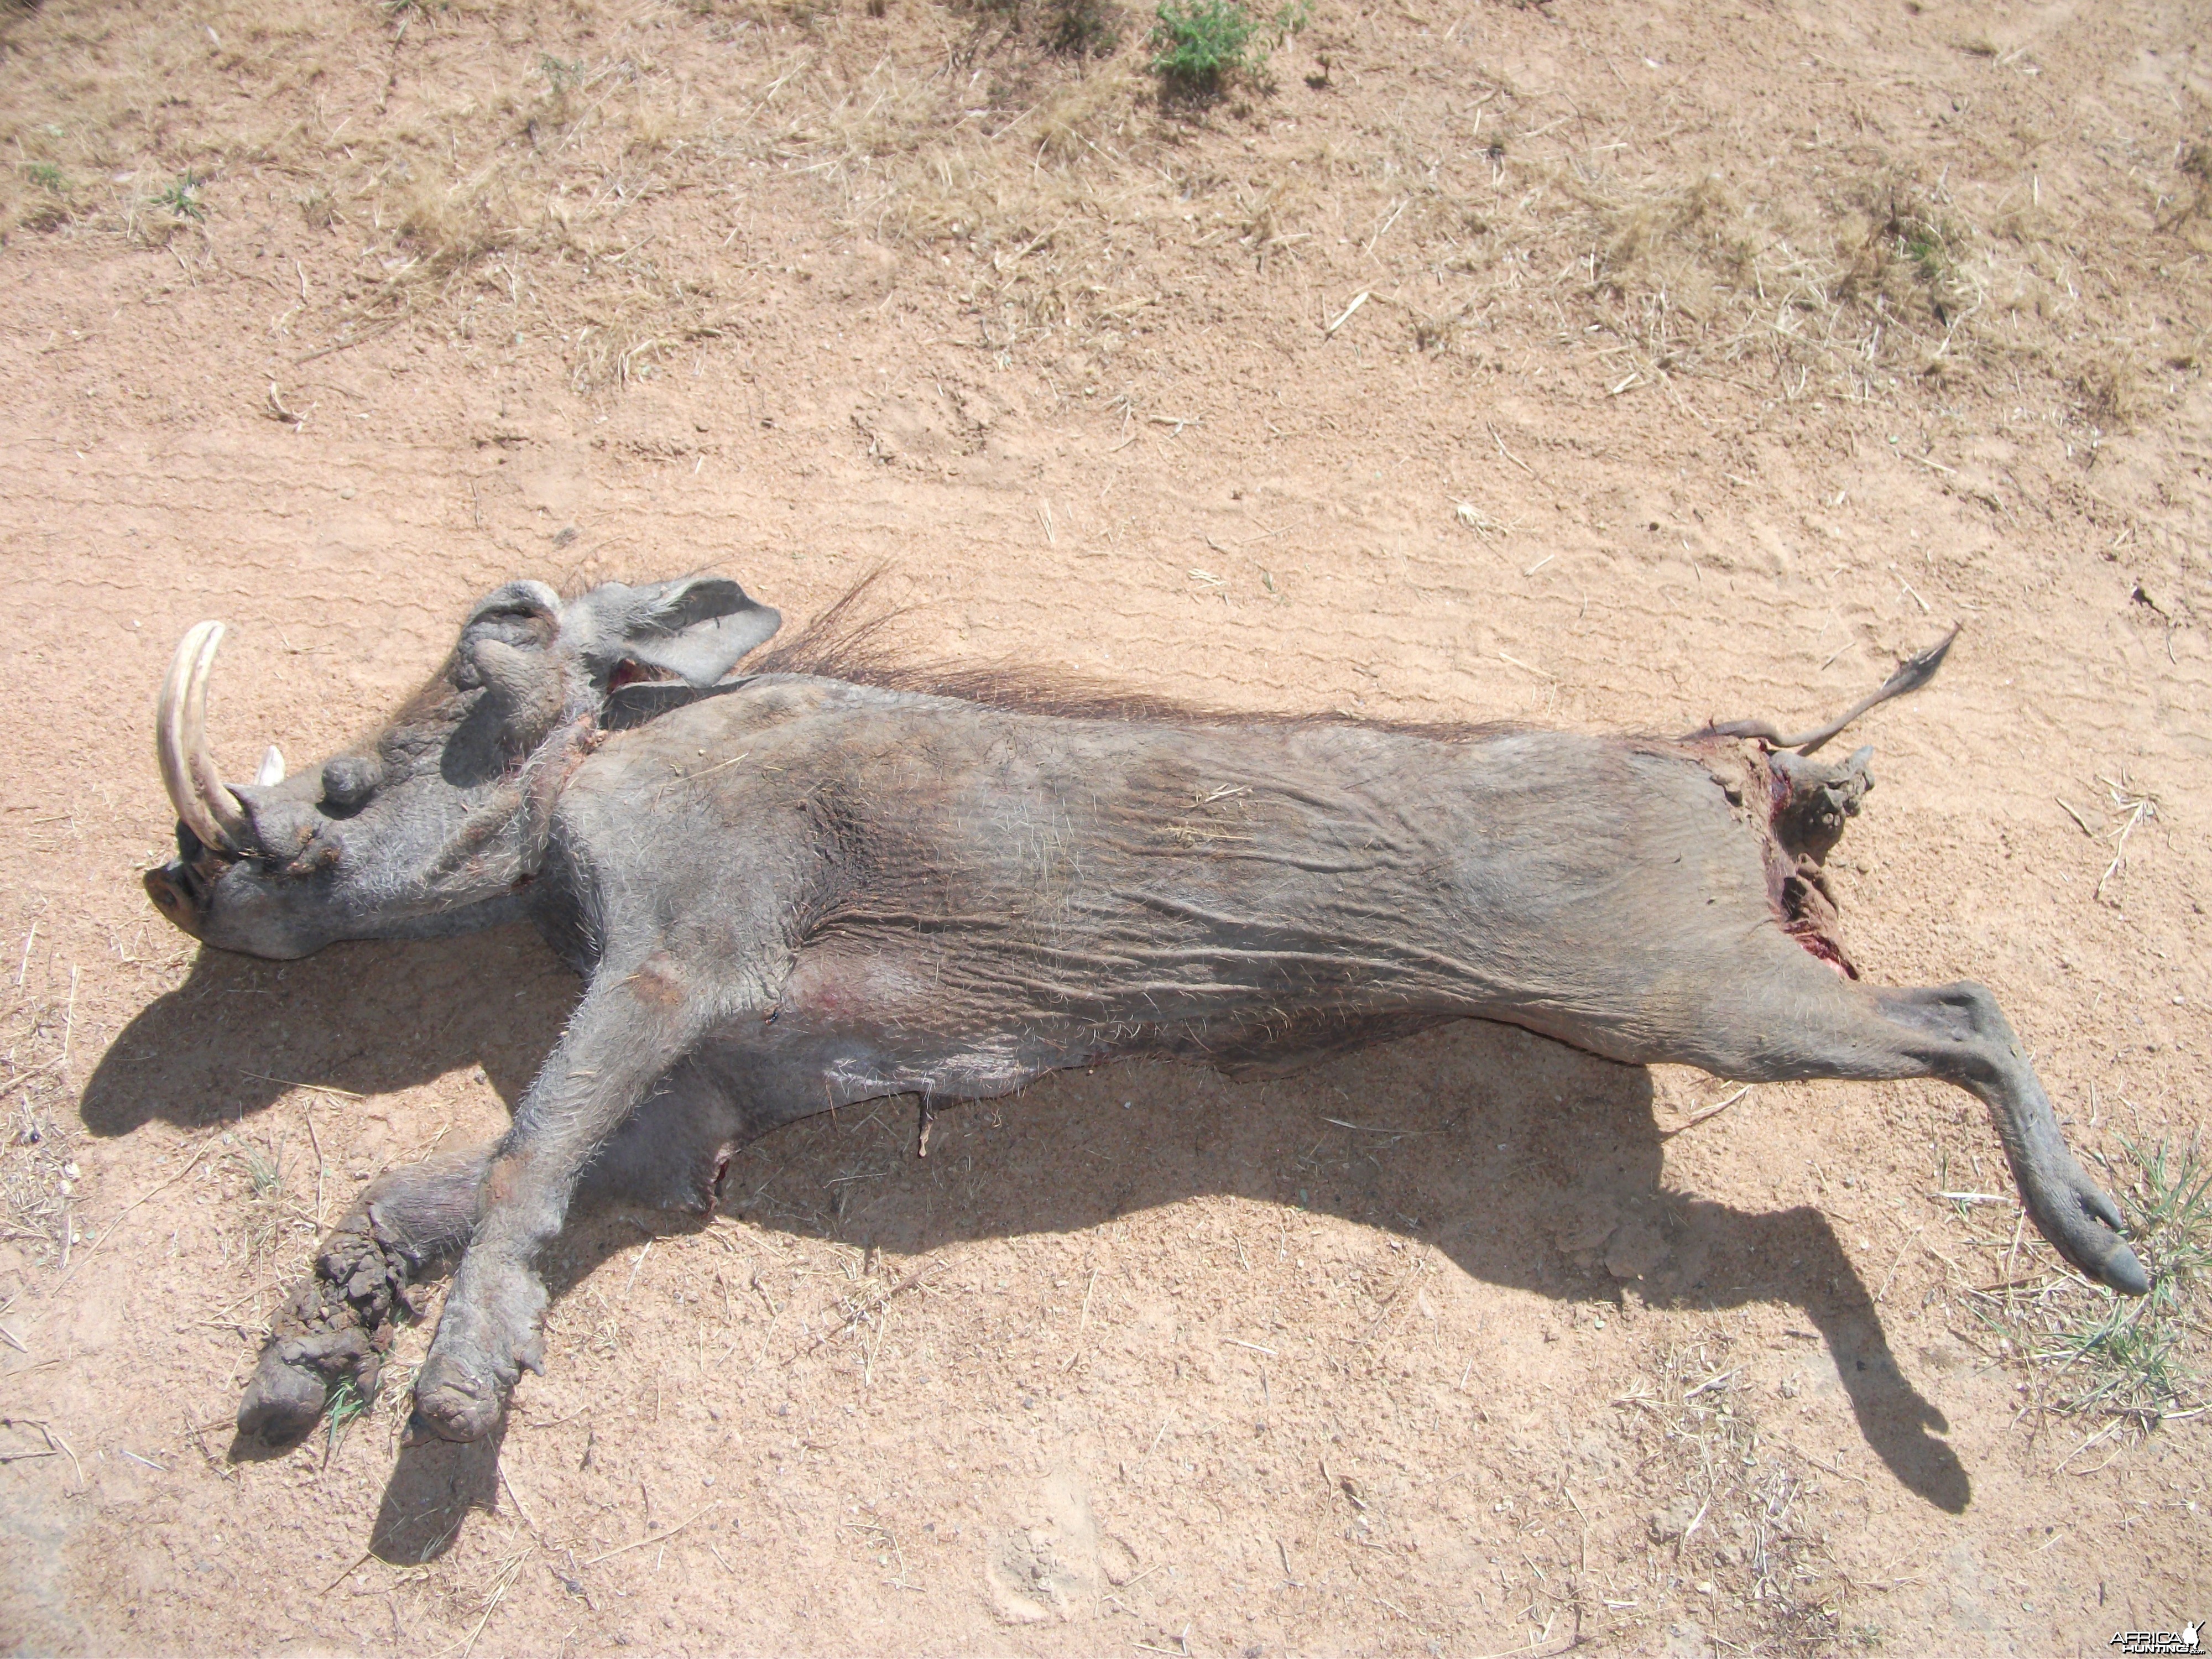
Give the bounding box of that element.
[142,864,205,937]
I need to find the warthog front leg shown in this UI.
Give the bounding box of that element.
[237,1149,488,1443]
[237,1064,743,1444]
[410,952,737,1442]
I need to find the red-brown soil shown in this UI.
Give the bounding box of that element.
[1,0,2206,1652]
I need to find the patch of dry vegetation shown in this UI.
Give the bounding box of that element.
[0,951,81,1291]
[3,0,2199,418]
[1948,1135,2210,1468]
[1611,1340,1843,1653]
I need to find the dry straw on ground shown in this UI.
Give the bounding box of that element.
[1,0,2205,1651]
[5,0,2198,412]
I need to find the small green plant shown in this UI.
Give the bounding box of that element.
[324,1378,370,1465]
[540,53,585,95]
[24,163,65,194]
[1884,199,1970,320]
[1902,222,1949,285]
[156,171,207,221]
[242,1144,282,1198]
[1148,0,1302,96]
[1971,1134,2210,1438]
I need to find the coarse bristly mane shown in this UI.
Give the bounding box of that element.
[748,571,1521,740]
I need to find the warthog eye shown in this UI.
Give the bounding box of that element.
[321,754,383,812]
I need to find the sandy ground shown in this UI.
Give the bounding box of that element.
[1,0,2208,1652]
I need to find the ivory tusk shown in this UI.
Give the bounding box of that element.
[256,744,287,786]
[182,626,253,848]
[158,623,228,851]
[155,622,251,852]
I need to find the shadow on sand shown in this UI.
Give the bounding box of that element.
[84,927,1968,1561]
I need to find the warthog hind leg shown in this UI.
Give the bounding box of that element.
[1658,949,2147,1296]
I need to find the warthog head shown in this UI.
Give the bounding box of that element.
[144,576,781,959]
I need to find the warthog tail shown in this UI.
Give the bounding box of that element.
[1691,624,1960,755]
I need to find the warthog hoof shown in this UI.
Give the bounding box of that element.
[407,1350,507,1443]
[236,1219,415,1444]
[2038,1164,2150,1297]
[237,1326,378,1444]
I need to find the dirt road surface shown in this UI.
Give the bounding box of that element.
[1,0,2206,1651]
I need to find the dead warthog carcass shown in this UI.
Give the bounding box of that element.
[138,575,2146,1451]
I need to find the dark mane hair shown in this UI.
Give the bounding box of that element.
[748,571,1519,740]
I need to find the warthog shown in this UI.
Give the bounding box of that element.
[139,575,2147,1449]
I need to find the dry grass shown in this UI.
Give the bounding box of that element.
[1613,1340,1841,1652]
[2072,354,2140,430]
[2,0,2183,416]
[2054,1139,2210,1412]
[1936,1136,2209,1465]
[2161,139,2212,251]
[0,940,82,1288]
[1417,133,2003,400]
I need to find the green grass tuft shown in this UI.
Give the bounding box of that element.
[324,1377,371,1464]
[155,171,206,221]
[2044,1135,2212,1418]
[1148,0,1302,96]
[242,1145,281,1199]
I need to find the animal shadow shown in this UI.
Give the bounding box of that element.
[728,1016,1969,1514]
[370,1423,512,1564]
[87,930,1968,1558]
[78,924,576,1135]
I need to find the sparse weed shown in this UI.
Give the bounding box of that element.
[14,160,70,229]
[1616,1341,1839,1648]
[2045,1136,2211,1417]
[1047,0,1123,56]
[389,165,510,280]
[242,1144,282,1199]
[324,1378,370,1463]
[540,53,586,95]
[0,0,2147,407]
[2073,356,2138,429]
[1834,180,1977,325]
[154,171,207,222]
[0,998,75,1272]
[223,1135,301,1267]
[1965,1136,2209,1437]
[2160,142,2212,250]
[295,185,337,231]
[1149,0,1301,97]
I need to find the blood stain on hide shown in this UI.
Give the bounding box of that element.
[625,956,686,1009]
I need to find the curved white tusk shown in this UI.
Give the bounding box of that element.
[181,625,253,849]
[154,622,251,852]
[256,744,287,786]
[158,623,230,851]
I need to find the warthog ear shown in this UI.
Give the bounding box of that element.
[571,577,782,688]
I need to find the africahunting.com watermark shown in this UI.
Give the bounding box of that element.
[2110,1624,2201,1656]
